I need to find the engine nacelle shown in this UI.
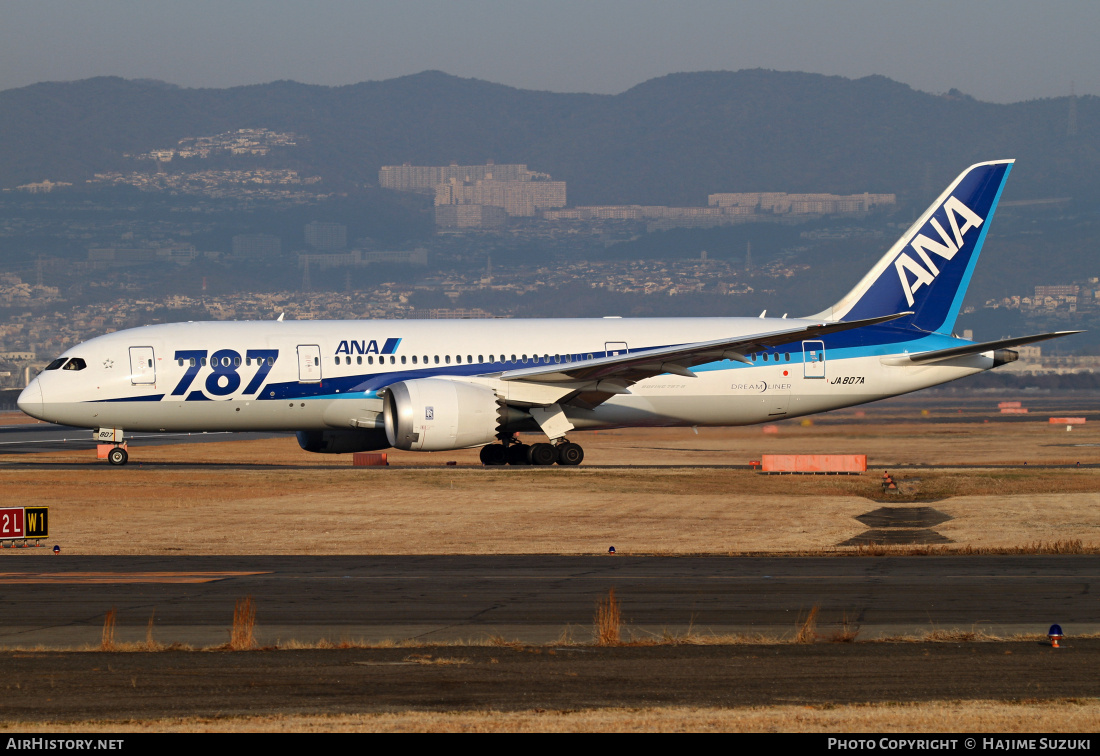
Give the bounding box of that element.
[384,379,502,451]
[296,429,390,454]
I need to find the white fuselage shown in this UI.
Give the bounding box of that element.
[18,316,990,439]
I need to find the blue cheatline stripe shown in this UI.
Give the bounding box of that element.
[381,338,401,354]
[95,394,165,402]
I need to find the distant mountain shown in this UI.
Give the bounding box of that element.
[1,70,1097,206]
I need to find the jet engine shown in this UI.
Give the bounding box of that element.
[296,428,390,454]
[383,379,504,451]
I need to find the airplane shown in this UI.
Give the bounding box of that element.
[17,159,1079,466]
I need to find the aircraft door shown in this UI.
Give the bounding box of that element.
[605,341,629,357]
[297,344,322,383]
[802,341,826,379]
[129,346,156,385]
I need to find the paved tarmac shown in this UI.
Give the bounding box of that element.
[0,422,286,455]
[0,555,1096,647]
[3,641,1098,722]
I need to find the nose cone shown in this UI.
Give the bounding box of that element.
[17,380,43,419]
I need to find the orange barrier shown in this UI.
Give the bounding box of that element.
[353,452,389,466]
[1000,408,1029,414]
[1050,418,1086,425]
[762,425,779,435]
[998,401,1022,408]
[761,454,866,473]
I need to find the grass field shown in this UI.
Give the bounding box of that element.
[1,407,1098,555]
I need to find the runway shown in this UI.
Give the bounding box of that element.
[4,641,1099,722]
[0,422,286,455]
[1,555,1096,647]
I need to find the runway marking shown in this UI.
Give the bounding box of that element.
[0,571,270,584]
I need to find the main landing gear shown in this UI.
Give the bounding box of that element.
[479,436,584,466]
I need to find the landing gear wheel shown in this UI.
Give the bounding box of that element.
[107,447,128,466]
[480,444,507,466]
[527,442,557,466]
[506,443,531,466]
[556,442,584,466]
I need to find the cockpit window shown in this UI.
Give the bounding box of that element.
[62,358,87,371]
[45,358,68,371]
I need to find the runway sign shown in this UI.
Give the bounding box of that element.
[0,506,48,540]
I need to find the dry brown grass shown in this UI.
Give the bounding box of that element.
[827,613,861,643]
[144,611,159,651]
[839,539,1099,557]
[229,597,256,651]
[794,604,819,644]
[100,608,117,651]
[594,588,622,646]
[8,700,1100,732]
[1,419,1097,556]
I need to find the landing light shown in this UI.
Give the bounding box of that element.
[1049,624,1063,648]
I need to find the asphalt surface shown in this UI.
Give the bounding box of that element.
[2,555,1097,721]
[1,555,1096,647]
[3,641,1097,722]
[0,422,287,455]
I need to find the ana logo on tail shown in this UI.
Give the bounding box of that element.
[894,196,984,306]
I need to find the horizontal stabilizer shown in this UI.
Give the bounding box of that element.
[880,331,1082,366]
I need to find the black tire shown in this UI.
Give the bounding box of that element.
[527,442,557,466]
[107,447,128,466]
[506,443,530,465]
[556,442,584,466]
[479,444,507,466]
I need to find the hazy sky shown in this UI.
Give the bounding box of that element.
[2,0,1095,102]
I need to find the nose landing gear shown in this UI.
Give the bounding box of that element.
[96,428,128,466]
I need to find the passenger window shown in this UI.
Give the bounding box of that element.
[368,356,374,365]
[587,354,593,360]
[511,354,516,363]
[456,355,462,363]
[313,357,319,366]
[335,357,340,365]
[467,355,473,363]
[357,356,362,365]
[445,355,451,364]
[390,356,395,364]
[267,357,274,366]
[190,358,197,367]
[178,359,184,367]
[785,353,790,361]
[478,355,484,363]
[401,356,406,364]
[148,359,153,368]
[234,357,242,367]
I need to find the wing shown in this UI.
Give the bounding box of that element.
[497,311,911,409]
